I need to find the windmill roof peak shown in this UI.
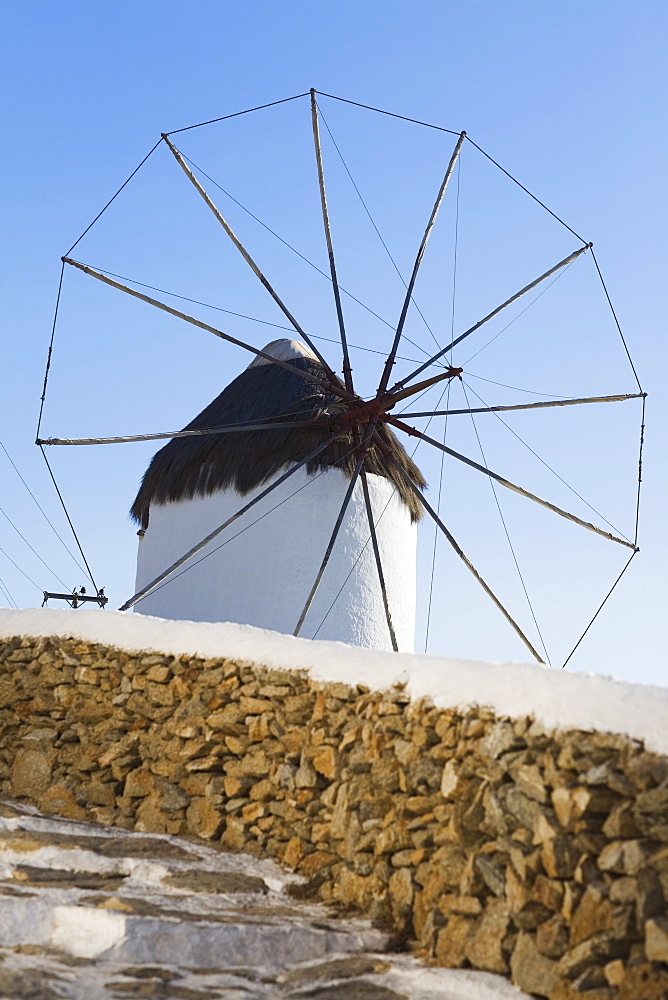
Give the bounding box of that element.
[247,338,320,368]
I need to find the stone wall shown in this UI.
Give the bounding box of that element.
[1,632,666,1000]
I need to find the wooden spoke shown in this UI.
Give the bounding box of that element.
[398,392,646,418]
[37,419,332,447]
[383,367,462,407]
[119,428,349,611]
[377,131,466,395]
[62,258,349,401]
[387,242,592,394]
[389,416,637,551]
[379,449,545,663]
[161,133,343,388]
[310,89,353,393]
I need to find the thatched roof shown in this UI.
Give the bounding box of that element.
[131,340,425,528]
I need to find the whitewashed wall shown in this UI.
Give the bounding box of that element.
[134,468,417,652]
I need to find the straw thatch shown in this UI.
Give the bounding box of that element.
[131,353,425,528]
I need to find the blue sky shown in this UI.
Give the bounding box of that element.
[1,1,666,686]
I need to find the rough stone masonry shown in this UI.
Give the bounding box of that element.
[1,633,667,1000]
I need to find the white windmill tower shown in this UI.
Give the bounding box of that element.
[130,338,426,651]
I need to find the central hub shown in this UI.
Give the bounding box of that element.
[327,364,463,434]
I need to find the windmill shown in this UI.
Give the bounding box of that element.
[36,90,645,666]
[129,336,425,650]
